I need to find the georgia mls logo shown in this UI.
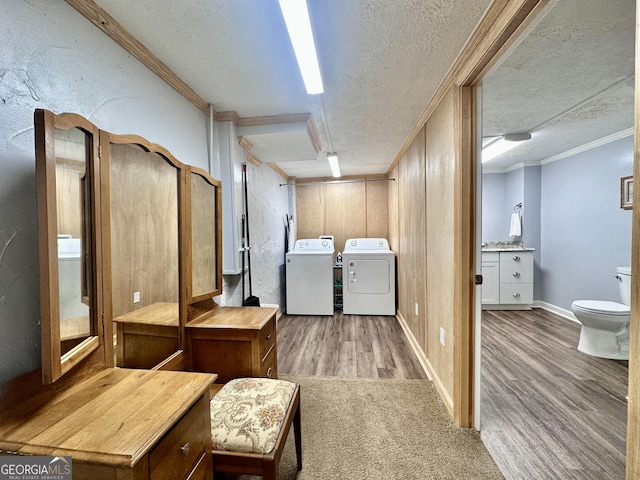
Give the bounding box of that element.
[0,456,72,479]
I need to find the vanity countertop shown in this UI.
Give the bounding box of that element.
[482,247,536,252]
[481,241,535,252]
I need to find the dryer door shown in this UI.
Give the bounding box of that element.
[346,259,391,294]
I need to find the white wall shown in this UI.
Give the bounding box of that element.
[0,0,287,387]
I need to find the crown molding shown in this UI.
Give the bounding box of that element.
[246,151,262,167]
[539,127,634,165]
[267,162,289,179]
[66,0,210,115]
[237,136,253,152]
[483,128,634,174]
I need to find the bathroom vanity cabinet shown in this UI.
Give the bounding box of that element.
[481,250,534,309]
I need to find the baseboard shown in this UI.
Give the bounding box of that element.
[396,313,431,381]
[533,300,580,324]
[396,313,454,416]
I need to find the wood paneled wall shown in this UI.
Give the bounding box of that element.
[388,0,549,430]
[397,127,427,361]
[295,180,388,253]
[55,163,84,238]
[424,90,457,404]
[393,90,461,414]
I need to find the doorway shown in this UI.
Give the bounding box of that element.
[474,0,635,476]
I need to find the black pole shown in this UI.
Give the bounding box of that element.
[243,163,253,296]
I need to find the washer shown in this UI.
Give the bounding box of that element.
[286,238,335,315]
[342,238,396,315]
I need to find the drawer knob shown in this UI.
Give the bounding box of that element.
[512,272,520,277]
[266,334,272,340]
[266,367,273,378]
[513,255,520,261]
[513,293,520,298]
[181,443,191,456]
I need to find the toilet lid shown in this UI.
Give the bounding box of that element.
[572,300,629,316]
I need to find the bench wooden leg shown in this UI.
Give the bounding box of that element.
[294,400,302,471]
[263,460,278,480]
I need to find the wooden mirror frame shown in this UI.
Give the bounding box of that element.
[100,131,187,369]
[186,166,223,304]
[35,110,107,385]
[35,109,224,380]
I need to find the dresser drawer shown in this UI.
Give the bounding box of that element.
[149,394,211,480]
[260,345,277,379]
[185,452,210,480]
[258,318,276,358]
[500,283,533,304]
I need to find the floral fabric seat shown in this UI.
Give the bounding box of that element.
[210,377,297,455]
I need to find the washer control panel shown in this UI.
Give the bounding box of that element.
[344,238,390,251]
[294,238,334,251]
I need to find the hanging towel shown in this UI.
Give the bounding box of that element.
[509,212,522,237]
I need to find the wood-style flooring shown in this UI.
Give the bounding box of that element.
[277,309,628,479]
[277,312,427,379]
[481,309,629,480]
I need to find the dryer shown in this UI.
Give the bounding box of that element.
[286,238,335,315]
[342,238,396,315]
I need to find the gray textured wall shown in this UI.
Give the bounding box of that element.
[0,0,208,387]
[218,162,289,309]
[0,0,288,387]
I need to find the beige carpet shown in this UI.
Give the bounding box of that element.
[217,375,504,480]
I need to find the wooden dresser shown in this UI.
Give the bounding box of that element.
[0,368,215,479]
[114,302,180,369]
[187,306,278,383]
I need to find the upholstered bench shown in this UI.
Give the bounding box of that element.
[209,377,302,479]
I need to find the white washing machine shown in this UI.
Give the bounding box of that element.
[286,238,335,315]
[342,238,396,316]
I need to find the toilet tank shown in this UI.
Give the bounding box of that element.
[617,267,631,306]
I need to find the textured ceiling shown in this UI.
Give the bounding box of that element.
[481,0,635,171]
[91,0,492,178]
[90,0,635,178]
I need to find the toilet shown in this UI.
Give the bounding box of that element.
[571,267,631,360]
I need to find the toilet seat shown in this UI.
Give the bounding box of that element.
[572,300,629,316]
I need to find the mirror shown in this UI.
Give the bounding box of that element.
[36,110,224,379]
[35,110,104,384]
[105,134,183,369]
[188,167,222,302]
[55,127,93,353]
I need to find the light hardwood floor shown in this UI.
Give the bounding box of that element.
[277,309,628,479]
[481,309,628,480]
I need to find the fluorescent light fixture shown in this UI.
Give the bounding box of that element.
[482,133,531,163]
[278,0,324,94]
[327,153,341,177]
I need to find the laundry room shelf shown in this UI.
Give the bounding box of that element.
[334,264,343,311]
